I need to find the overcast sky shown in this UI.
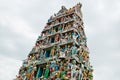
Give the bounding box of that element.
[0,0,120,80]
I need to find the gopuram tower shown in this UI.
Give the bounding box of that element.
[16,3,93,80]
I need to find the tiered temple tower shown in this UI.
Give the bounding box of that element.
[16,3,93,80]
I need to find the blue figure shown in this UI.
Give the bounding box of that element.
[48,30,51,34]
[76,37,81,46]
[50,60,56,68]
[58,25,63,32]
[55,63,59,71]
[65,45,68,51]
[36,67,43,78]
[45,50,50,58]
[62,47,65,52]
[71,43,78,55]
[39,49,44,59]
[27,65,33,73]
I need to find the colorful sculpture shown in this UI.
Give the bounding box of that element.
[16,3,93,80]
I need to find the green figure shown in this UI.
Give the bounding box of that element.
[44,65,50,79]
[60,71,66,79]
[60,67,66,80]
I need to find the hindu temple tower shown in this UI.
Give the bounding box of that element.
[16,3,93,80]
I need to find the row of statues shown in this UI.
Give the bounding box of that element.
[47,3,82,23]
[35,29,86,52]
[33,43,87,59]
[42,13,82,37]
[17,47,93,80]
[17,42,92,80]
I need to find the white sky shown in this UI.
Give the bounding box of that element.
[0,0,120,80]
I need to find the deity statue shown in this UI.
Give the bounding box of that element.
[68,32,72,42]
[36,67,43,79]
[71,60,78,79]
[44,65,50,79]
[59,48,65,58]
[50,46,55,57]
[71,43,78,55]
[55,34,60,42]
[39,49,45,59]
